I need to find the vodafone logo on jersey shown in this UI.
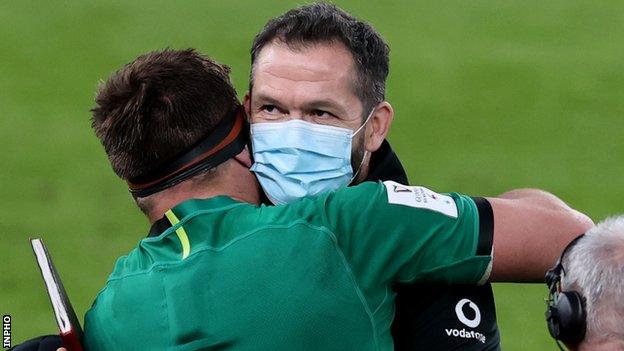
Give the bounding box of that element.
[455,298,481,328]
[444,298,486,344]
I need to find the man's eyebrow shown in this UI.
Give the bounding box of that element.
[253,94,350,117]
[252,93,282,106]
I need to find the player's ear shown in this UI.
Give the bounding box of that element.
[243,92,252,122]
[233,146,253,169]
[365,101,394,152]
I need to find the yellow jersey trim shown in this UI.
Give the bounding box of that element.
[165,210,191,259]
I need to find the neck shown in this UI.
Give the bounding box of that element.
[575,339,624,351]
[142,159,260,223]
[353,153,371,184]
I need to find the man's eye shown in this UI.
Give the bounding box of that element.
[260,105,278,113]
[312,110,332,118]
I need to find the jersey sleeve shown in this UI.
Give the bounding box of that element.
[319,181,493,286]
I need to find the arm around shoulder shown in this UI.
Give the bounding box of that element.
[488,189,594,282]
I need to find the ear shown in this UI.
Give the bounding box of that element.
[243,92,252,121]
[364,101,394,152]
[233,145,253,169]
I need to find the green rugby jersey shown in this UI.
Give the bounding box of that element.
[83,181,493,351]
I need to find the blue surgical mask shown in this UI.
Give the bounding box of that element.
[250,110,374,205]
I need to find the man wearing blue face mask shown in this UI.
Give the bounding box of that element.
[250,107,374,205]
[242,3,578,350]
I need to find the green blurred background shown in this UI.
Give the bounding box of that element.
[1,1,622,349]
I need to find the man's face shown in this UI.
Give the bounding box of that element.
[245,40,369,173]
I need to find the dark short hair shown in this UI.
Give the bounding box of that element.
[250,2,390,114]
[92,48,239,180]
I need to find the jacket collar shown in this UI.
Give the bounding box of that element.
[363,139,409,184]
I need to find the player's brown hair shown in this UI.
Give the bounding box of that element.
[91,48,239,181]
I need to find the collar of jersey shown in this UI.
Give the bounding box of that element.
[147,196,246,238]
[173,195,244,216]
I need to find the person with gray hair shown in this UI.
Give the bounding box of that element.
[546,216,624,351]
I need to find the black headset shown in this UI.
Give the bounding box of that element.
[545,234,587,349]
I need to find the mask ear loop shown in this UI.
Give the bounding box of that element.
[350,107,376,182]
[353,107,375,136]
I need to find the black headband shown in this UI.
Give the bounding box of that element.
[128,107,248,198]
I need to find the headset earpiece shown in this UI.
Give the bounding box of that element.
[546,303,561,337]
[545,234,588,348]
[546,291,587,345]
